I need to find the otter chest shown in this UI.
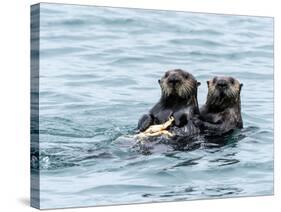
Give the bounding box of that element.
[154,107,193,126]
[208,109,238,124]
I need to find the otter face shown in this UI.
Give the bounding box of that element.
[158,69,200,99]
[206,76,243,107]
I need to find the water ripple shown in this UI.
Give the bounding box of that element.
[37,3,273,208]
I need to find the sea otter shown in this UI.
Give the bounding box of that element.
[137,69,201,136]
[196,76,243,136]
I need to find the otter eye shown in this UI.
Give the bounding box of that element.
[185,74,189,79]
[164,72,169,78]
[230,78,235,84]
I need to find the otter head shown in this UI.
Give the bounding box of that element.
[206,76,243,110]
[158,69,200,100]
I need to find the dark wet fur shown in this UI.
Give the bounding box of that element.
[137,69,200,134]
[196,76,243,136]
[136,74,244,154]
[133,127,247,155]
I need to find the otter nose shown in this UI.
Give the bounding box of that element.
[168,76,180,85]
[217,79,228,88]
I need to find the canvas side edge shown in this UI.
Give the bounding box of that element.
[30,3,40,209]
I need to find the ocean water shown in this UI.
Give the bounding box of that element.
[32,3,273,209]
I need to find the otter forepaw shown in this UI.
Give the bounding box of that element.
[138,114,154,132]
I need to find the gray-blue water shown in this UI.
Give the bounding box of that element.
[34,3,273,209]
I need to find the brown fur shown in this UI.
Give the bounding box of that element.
[138,69,201,132]
[198,76,243,135]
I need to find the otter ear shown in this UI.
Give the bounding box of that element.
[239,83,243,91]
[197,81,201,87]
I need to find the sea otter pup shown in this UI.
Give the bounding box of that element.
[197,76,243,136]
[137,69,201,135]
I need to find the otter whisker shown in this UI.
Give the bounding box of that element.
[137,69,201,137]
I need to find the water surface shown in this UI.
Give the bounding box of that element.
[33,3,273,209]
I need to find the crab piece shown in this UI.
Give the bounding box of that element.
[136,116,174,138]
[144,130,174,137]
